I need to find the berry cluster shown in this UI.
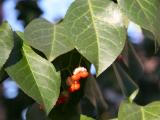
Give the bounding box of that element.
[38,67,89,110]
[67,67,89,92]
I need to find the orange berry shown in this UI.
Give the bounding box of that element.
[80,71,89,78]
[74,82,80,90]
[69,84,75,92]
[71,74,81,81]
[73,80,78,83]
[68,81,81,92]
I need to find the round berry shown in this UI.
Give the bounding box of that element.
[71,74,81,81]
[69,84,75,92]
[68,81,81,92]
[80,71,89,78]
[74,82,80,90]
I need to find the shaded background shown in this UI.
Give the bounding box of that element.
[0,0,160,120]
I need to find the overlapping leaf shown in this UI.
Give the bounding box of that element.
[118,0,160,45]
[81,115,95,120]
[64,0,126,75]
[118,101,160,120]
[113,63,139,102]
[24,18,74,61]
[0,22,14,70]
[6,44,61,114]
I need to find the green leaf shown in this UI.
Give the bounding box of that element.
[81,115,95,120]
[118,100,160,120]
[16,31,25,40]
[113,63,139,102]
[118,0,160,45]
[5,32,23,68]
[64,0,126,75]
[24,18,74,61]
[6,44,61,114]
[0,22,14,70]
[1,32,23,82]
[128,42,144,80]
[110,118,118,120]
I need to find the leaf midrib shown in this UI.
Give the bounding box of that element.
[23,47,45,108]
[48,25,56,61]
[140,107,145,120]
[87,0,100,73]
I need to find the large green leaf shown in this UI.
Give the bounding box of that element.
[6,44,61,114]
[118,100,160,120]
[81,115,95,120]
[64,0,126,75]
[24,18,74,61]
[118,0,160,45]
[0,22,14,70]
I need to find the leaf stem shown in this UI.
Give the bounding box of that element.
[78,56,83,67]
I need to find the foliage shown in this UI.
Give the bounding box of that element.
[0,0,160,119]
[0,22,14,70]
[118,0,160,45]
[118,100,160,120]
